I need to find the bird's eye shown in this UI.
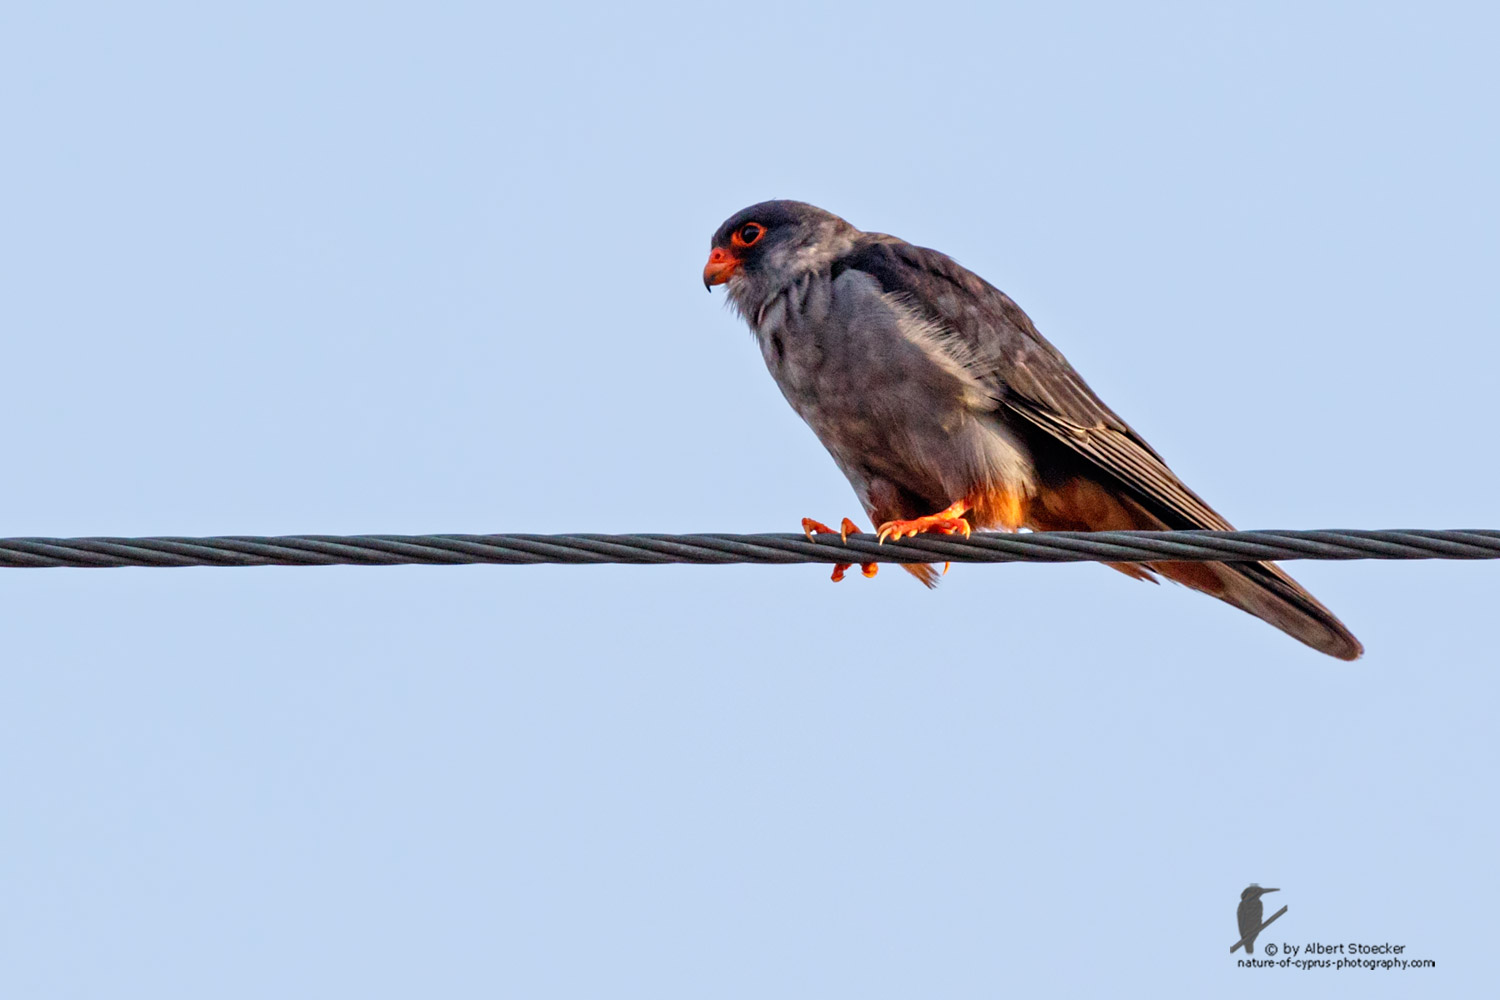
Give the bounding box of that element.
[733,223,764,247]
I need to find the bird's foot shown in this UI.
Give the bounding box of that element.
[876,501,972,543]
[801,517,855,543]
[801,517,877,582]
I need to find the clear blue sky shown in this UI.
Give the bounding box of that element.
[2,2,1495,996]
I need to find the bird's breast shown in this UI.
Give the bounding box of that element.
[749,270,1038,507]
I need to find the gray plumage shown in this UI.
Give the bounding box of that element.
[1237,885,1279,953]
[705,200,1362,660]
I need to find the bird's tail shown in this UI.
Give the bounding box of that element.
[1149,559,1363,661]
[1024,475,1363,659]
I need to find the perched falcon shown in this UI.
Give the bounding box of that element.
[703,200,1362,660]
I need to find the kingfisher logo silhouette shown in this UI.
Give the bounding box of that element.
[1231,885,1287,953]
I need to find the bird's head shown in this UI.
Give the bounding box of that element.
[1241,885,1279,901]
[703,200,857,316]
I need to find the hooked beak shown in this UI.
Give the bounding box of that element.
[702,246,740,290]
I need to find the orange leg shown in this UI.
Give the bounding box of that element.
[800,517,878,582]
[876,500,972,543]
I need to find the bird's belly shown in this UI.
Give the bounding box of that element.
[773,352,1037,516]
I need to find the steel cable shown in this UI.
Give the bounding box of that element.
[0,529,1497,569]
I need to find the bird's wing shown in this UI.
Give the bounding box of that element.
[833,238,1232,531]
[1237,901,1262,941]
[832,236,1362,661]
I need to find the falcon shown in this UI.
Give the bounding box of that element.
[703,200,1362,660]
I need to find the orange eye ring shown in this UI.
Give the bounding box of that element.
[731,222,765,248]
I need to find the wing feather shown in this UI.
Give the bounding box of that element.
[835,238,1225,529]
[831,236,1361,660]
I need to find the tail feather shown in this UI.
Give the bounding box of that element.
[1154,559,1363,660]
[1023,475,1362,659]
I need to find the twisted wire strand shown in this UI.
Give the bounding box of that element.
[0,529,1497,569]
